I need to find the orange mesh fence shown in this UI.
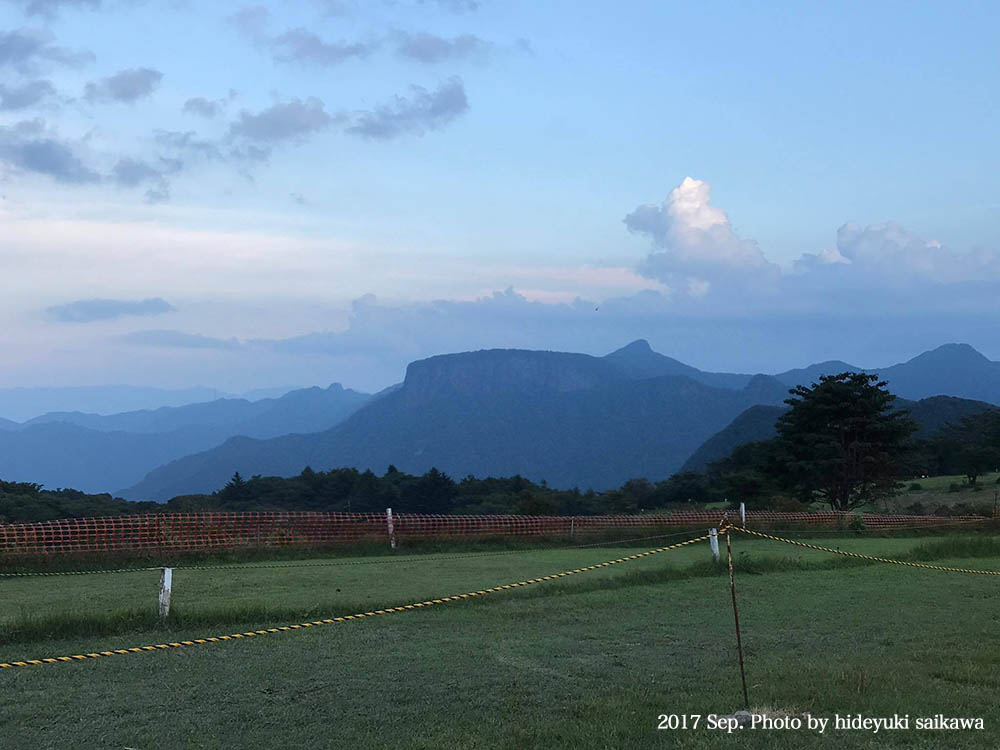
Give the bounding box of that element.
[0,510,992,557]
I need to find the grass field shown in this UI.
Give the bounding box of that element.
[2,532,1000,748]
[837,471,1000,514]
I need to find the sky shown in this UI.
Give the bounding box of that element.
[1,0,999,393]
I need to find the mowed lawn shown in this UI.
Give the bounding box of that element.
[2,534,999,749]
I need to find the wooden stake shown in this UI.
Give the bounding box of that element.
[709,528,720,562]
[726,532,750,709]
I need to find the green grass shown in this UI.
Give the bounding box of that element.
[904,472,1000,493]
[2,533,1000,748]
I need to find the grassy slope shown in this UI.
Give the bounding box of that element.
[2,536,999,749]
[868,471,1000,513]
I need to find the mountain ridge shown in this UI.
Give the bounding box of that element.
[0,384,370,493]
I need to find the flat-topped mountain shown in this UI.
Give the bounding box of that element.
[121,346,791,500]
[405,349,625,396]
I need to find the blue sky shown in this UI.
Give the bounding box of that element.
[1,0,999,392]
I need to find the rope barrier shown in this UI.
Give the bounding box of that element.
[0,533,714,669]
[0,529,710,579]
[730,526,1000,576]
[758,516,995,535]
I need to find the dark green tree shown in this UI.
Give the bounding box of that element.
[399,467,458,513]
[932,410,1000,484]
[773,373,917,511]
[649,471,712,505]
[705,440,784,509]
[219,471,249,504]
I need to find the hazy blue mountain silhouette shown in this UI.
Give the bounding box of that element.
[7,340,998,499]
[0,385,369,493]
[873,344,1000,403]
[603,339,754,389]
[771,343,1000,403]
[0,385,233,423]
[122,347,795,500]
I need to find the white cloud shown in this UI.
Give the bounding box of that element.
[626,177,780,295]
[831,222,1000,282]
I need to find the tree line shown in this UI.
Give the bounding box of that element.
[1,372,998,523]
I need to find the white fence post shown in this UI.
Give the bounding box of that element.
[570,518,575,538]
[709,528,720,562]
[158,567,172,620]
[386,507,396,550]
[739,502,746,527]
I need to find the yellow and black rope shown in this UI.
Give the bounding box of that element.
[730,525,1000,576]
[0,533,713,669]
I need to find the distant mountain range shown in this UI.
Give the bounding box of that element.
[0,385,369,493]
[119,341,1000,501]
[681,395,999,472]
[0,384,302,423]
[3,340,999,501]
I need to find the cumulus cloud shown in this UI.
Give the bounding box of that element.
[626,177,779,296]
[0,119,99,183]
[183,97,220,118]
[271,29,377,66]
[625,176,1000,318]
[229,4,271,38]
[0,79,56,110]
[47,298,176,323]
[0,28,93,73]
[121,330,243,350]
[832,222,1000,282]
[793,247,851,272]
[787,222,1000,296]
[228,97,340,142]
[15,0,100,17]
[112,157,160,187]
[183,92,237,119]
[346,77,468,139]
[154,129,222,160]
[111,157,173,202]
[396,32,489,63]
[84,67,162,104]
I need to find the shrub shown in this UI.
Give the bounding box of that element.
[848,514,867,533]
[907,482,923,491]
